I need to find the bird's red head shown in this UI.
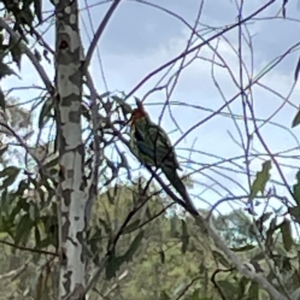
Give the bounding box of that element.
[130,101,148,124]
[131,108,146,123]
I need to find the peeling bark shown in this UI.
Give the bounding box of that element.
[54,0,86,299]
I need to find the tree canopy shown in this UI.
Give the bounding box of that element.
[0,0,299,300]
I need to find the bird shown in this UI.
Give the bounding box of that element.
[129,101,209,236]
[129,101,189,202]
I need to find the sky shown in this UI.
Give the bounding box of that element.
[2,0,300,228]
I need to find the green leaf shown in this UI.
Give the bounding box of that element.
[295,55,300,82]
[98,218,111,234]
[0,62,17,79]
[237,276,251,299]
[34,226,41,248]
[159,250,165,264]
[0,215,14,233]
[87,226,102,263]
[291,286,300,300]
[249,160,272,200]
[0,190,15,216]
[0,166,20,178]
[230,244,256,252]
[173,283,187,296]
[293,171,300,205]
[0,166,20,189]
[123,230,144,262]
[212,250,231,268]
[289,206,300,223]
[292,110,300,128]
[9,36,23,69]
[17,179,30,195]
[34,49,42,61]
[29,203,39,221]
[38,97,53,129]
[81,103,90,120]
[181,219,189,254]
[0,31,4,47]
[18,10,34,28]
[43,157,59,171]
[47,222,58,248]
[123,219,141,234]
[246,282,259,300]
[0,232,8,239]
[32,269,45,300]
[280,219,293,251]
[9,198,27,221]
[38,238,52,249]
[105,230,144,279]
[15,214,33,245]
[0,145,8,157]
[159,291,171,300]
[217,281,238,299]
[170,216,180,238]
[184,289,201,300]
[265,216,278,249]
[0,87,5,111]
[34,0,43,23]
[105,252,122,279]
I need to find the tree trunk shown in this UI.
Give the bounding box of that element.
[54,0,86,299]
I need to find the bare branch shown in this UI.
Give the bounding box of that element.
[0,18,54,93]
[125,0,276,99]
[0,239,57,256]
[83,0,122,70]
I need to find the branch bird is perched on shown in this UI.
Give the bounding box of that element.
[129,101,189,202]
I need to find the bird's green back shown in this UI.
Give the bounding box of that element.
[131,115,180,170]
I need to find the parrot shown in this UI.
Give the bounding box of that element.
[129,101,209,236]
[129,101,189,202]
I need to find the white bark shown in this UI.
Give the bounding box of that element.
[54,0,86,299]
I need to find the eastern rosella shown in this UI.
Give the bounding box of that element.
[129,102,189,202]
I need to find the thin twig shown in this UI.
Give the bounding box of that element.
[125,0,276,100]
[83,0,122,70]
[0,239,58,256]
[0,18,54,93]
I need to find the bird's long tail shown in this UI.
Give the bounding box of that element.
[162,166,188,199]
[162,166,208,235]
[162,166,197,211]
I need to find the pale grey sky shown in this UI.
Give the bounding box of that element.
[2,0,300,218]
